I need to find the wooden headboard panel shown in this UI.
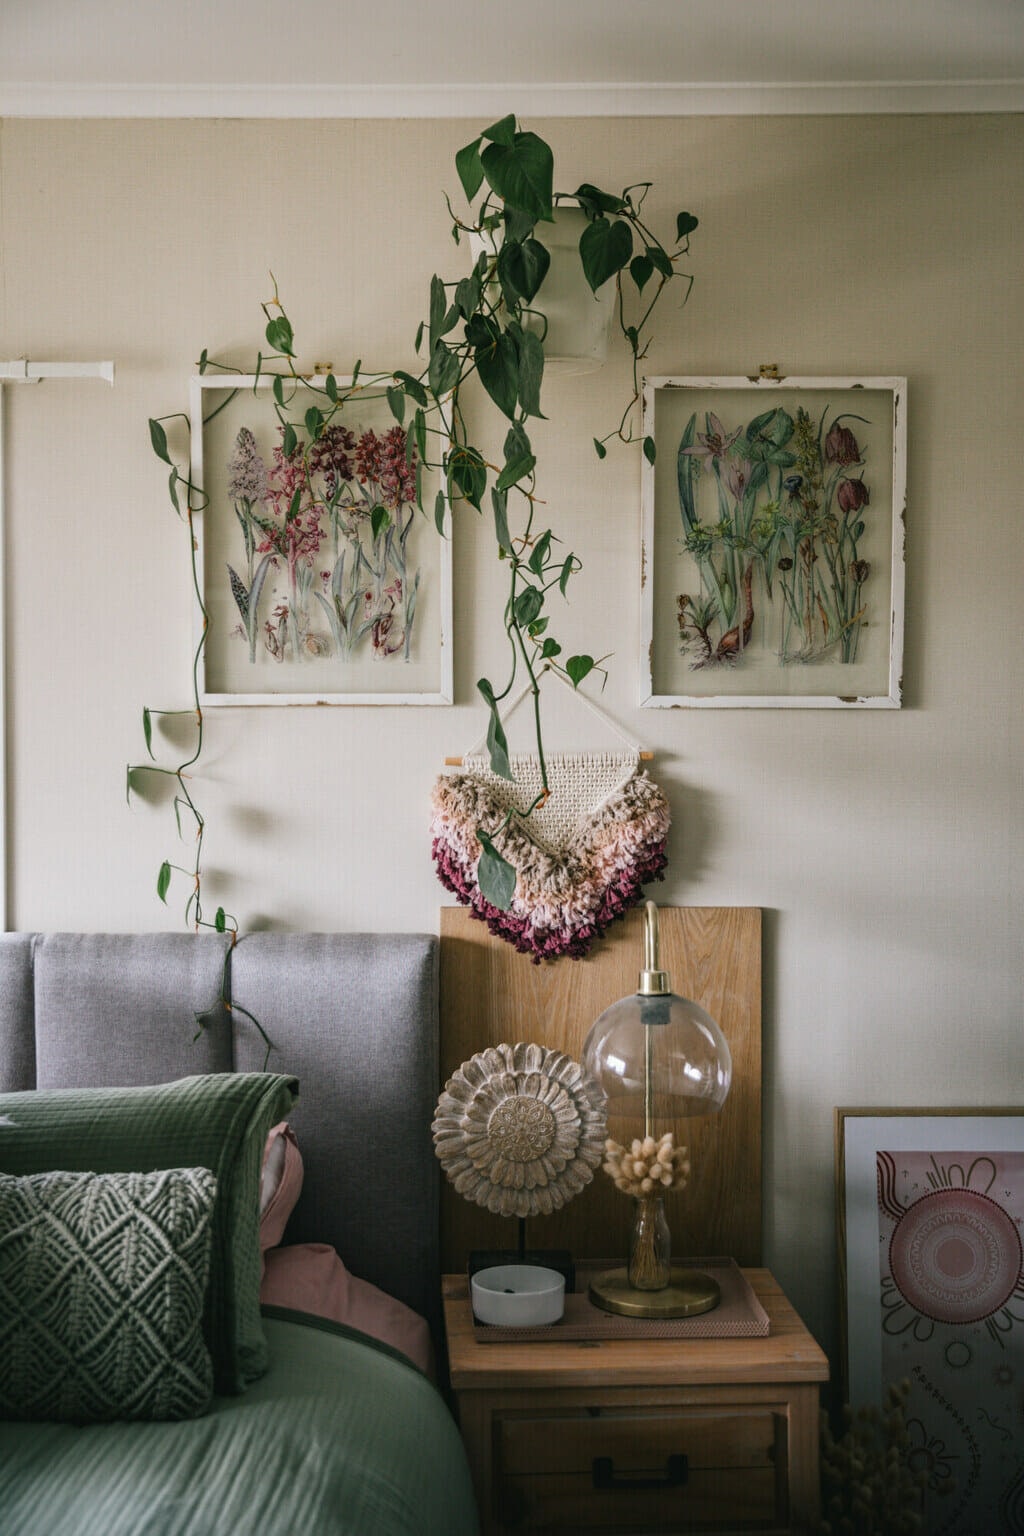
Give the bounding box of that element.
[439,905,761,1272]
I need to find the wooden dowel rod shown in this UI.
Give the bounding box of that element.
[443,751,654,766]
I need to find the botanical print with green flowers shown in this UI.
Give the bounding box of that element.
[675,401,874,671]
[225,418,422,668]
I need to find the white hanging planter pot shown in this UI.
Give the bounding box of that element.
[470,203,618,377]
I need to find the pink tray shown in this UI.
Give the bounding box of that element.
[472,1257,769,1342]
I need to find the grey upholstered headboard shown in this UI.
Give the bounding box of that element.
[0,931,441,1331]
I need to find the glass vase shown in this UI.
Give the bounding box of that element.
[628,1195,671,1291]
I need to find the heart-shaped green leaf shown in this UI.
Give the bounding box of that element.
[149,418,171,465]
[495,452,536,492]
[573,182,627,217]
[528,530,552,576]
[630,254,654,294]
[429,274,446,349]
[491,488,512,555]
[481,114,517,148]
[513,586,544,628]
[265,315,294,356]
[676,211,699,240]
[475,331,519,421]
[647,244,674,279]
[456,138,485,201]
[394,370,427,407]
[429,338,461,398]
[579,216,633,293]
[476,833,517,911]
[503,421,531,461]
[481,132,553,224]
[515,327,545,419]
[454,273,483,320]
[448,445,487,509]
[566,654,595,688]
[477,678,512,780]
[497,237,551,307]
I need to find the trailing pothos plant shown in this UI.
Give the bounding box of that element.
[125,418,274,1064]
[129,114,697,920]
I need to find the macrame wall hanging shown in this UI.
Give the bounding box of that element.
[430,676,670,961]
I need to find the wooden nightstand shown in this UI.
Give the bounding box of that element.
[443,1269,828,1536]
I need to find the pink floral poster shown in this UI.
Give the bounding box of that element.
[875,1148,1024,1532]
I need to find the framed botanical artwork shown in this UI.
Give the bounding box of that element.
[640,376,906,708]
[836,1107,1024,1531]
[190,375,452,705]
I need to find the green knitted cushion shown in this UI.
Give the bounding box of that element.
[0,1167,216,1422]
[0,1072,298,1394]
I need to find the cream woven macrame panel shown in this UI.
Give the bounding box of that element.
[461,751,639,855]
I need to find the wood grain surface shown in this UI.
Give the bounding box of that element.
[438,906,762,1271]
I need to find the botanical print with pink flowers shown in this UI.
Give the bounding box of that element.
[226,418,421,666]
[195,380,449,700]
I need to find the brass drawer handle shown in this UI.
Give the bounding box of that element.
[592,1453,689,1491]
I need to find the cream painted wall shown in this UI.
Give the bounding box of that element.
[1,114,1021,1365]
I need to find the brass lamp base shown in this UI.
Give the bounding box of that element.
[589,1265,721,1319]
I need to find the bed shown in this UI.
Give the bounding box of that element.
[0,931,480,1536]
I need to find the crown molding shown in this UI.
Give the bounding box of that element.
[1,79,1022,119]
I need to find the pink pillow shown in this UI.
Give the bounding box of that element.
[259,1121,303,1253]
[260,1243,434,1378]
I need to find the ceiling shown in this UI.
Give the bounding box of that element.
[1,0,1022,116]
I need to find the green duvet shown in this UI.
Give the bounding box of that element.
[0,1309,479,1536]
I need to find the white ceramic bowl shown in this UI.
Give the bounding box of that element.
[471,1264,566,1327]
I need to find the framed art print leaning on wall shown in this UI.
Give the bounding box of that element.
[836,1107,1024,1533]
[190,375,453,706]
[640,376,906,708]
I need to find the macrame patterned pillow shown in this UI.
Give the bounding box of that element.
[431,751,670,960]
[0,1167,217,1422]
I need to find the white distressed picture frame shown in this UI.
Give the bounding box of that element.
[191,374,453,707]
[640,375,906,708]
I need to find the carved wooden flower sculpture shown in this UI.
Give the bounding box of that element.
[432,1043,607,1219]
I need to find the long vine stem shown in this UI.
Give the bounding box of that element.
[126,414,274,1066]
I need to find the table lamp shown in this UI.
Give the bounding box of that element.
[581,902,732,1317]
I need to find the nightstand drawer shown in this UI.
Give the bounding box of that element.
[494,1405,784,1531]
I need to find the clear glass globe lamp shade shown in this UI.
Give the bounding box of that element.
[581,991,732,1138]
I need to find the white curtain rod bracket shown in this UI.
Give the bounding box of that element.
[0,360,114,384]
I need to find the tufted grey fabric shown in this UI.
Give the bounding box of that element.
[0,930,441,1338]
[32,934,234,1088]
[0,935,36,1091]
[230,932,440,1332]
